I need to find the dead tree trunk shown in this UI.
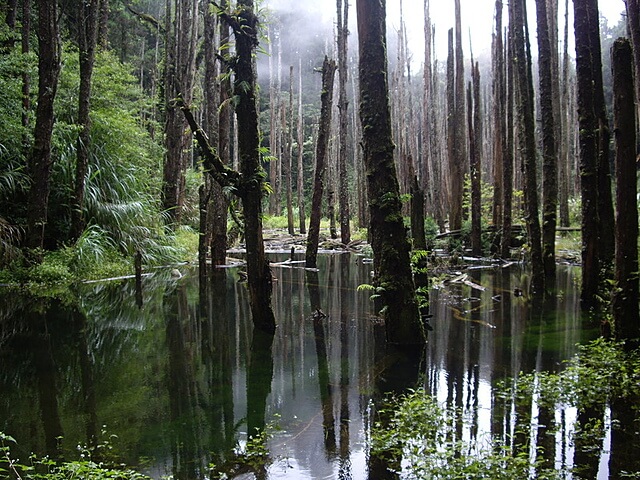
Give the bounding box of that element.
[296,57,306,234]
[588,0,615,269]
[626,0,640,124]
[284,66,295,235]
[501,23,514,258]
[511,0,544,293]
[337,0,351,244]
[492,0,505,241]
[451,0,466,231]
[535,0,558,281]
[611,38,639,345]
[305,57,336,269]
[573,0,601,308]
[468,63,482,256]
[162,0,198,224]
[558,0,571,227]
[356,0,424,345]
[25,0,61,255]
[446,28,456,230]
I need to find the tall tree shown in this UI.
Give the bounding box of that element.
[588,0,614,268]
[558,0,571,227]
[356,0,424,345]
[70,0,100,240]
[511,0,544,293]
[626,0,640,122]
[336,0,350,245]
[296,57,306,234]
[162,0,198,223]
[450,0,466,231]
[468,62,482,256]
[573,0,600,308]
[611,38,639,345]
[501,21,514,258]
[535,0,558,281]
[284,66,295,235]
[305,56,336,270]
[492,0,505,241]
[180,0,275,334]
[25,0,61,254]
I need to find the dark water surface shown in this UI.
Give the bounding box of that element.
[0,255,618,479]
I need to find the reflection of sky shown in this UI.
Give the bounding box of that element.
[0,260,619,479]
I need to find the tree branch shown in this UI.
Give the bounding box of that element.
[126,5,165,32]
[176,98,242,194]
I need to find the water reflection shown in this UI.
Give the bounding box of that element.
[0,261,631,478]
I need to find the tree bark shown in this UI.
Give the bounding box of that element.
[182,0,275,334]
[536,0,558,282]
[233,0,275,334]
[511,0,544,293]
[625,0,640,123]
[356,0,424,345]
[559,0,571,227]
[492,0,505,240]
[284,66,295,235]
[305,56,336,269]
[501,22,514,258]
[70,0,99,241]
[337,0,351,245]
[469,63,482,257]
[450,0,466,232]
[162,0,198,224]
[25,0,61,254]
[573,0,600,308]
[446,28,456,230]
[611,38,639,345]
[296,57,306,234]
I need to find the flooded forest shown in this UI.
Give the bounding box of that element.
[1,0,640,478]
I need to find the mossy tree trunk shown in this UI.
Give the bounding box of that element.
[180,0,275,334]
[611,39,639,346]
[337,0,351,245]
[356,0,424,345]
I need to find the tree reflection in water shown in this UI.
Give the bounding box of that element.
[1,261,636,478]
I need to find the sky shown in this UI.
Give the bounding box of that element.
[265,0,628,66]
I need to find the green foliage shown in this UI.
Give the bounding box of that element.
[371,388,552,479]
[0,431,151,480]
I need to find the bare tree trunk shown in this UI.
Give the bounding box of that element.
[626,0,640,124]
[492,0,505,240]
[452,0,466,231]
[337,0,351,244]
[501,23,514,258]
[162,0,198,224]
[296,57,306,234]
[284,66,295,235]
[97,0,109,48]
[535,0,558,282]
[574,0,601,308]
[588,0,615,269]
[511,0,544,293]
[25,0,60,255]
[611,38,639,345]
[356,0,423,345]
[268,26,280,216]
[305,57,336,269]
[559,0,571,227]
[468,63,482,256]
[21,0,30,149]
[70,0,99,241]
[446,28,456,230]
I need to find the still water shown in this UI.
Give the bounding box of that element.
[0,254,617,479]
